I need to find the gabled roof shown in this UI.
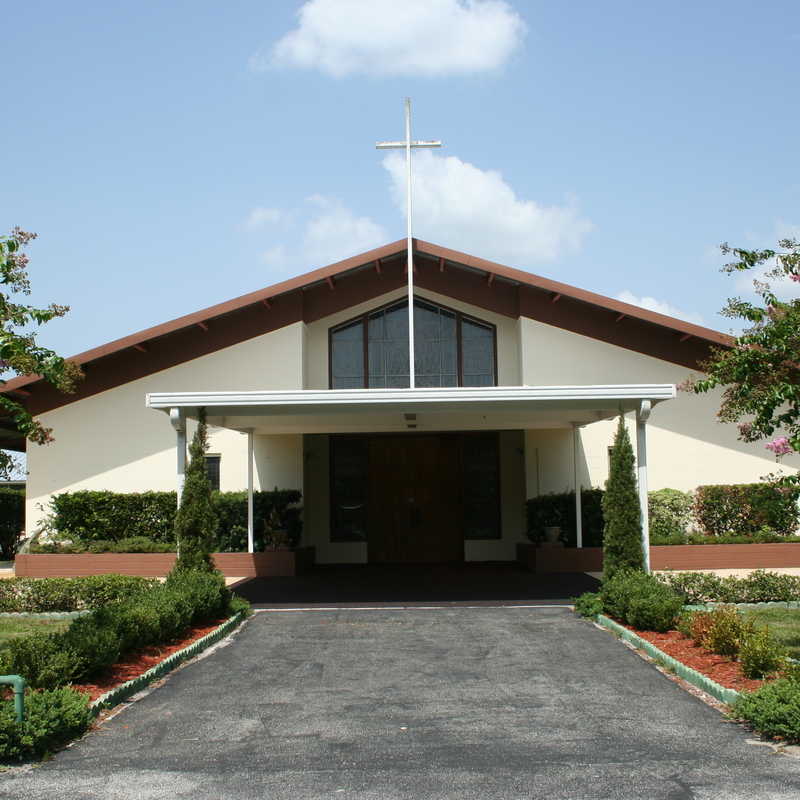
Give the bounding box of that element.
[1,238,730,431]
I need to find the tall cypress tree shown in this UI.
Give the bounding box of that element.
[602,416,644,581]
[172,408,218,573]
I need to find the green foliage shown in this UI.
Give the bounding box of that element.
[600,569,684,631]
[0,575,156,613]
[648,488,693,540]
[733,678,800,743]
[602,417,644,580]
[0,228,83,474]
[49,491,176,543]
[0,570,232,689]
[694,483,800,536]
[0,488,24,559]
[173,410,218,573]
[691,238,800,484]
[48,488,302,551]
[658,569,800,604]
[739,627,787,679]
[0,687,90,762]
[703,605,750,657]
[526,489,604,546]
[573,591,603,618]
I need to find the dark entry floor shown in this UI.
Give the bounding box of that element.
[233,563,598,607]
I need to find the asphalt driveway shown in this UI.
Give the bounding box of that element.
[3,607,799,799]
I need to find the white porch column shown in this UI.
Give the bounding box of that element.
[246,429,255,554]
[572,423,583,548]
[636,401,651,573]
[169,408,187,505]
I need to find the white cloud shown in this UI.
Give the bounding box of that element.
[258,0,526,77]
[261,245,287,266]
[382,150,593,264]
[616,290,705,325]
[302,195,387,265]
[243,207,285,230]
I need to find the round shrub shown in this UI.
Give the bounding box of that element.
[648,489,693,540]
[61,617,121,678]
[733,678,800,743]
[703,605,750,657]
[626,589,684,633]
[739,627,787,679]
[573,591,603,618]
[0,633,83,689]
[0,687,91,762]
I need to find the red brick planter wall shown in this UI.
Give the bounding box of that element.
[526,542,800,573]
[14,547,316,579]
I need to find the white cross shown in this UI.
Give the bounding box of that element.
[376,98,442,389]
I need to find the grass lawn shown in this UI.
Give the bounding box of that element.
[743,608,800,659]
[0,616,72,648]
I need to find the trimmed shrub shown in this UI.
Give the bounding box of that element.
[688,611,716,647]
[602,417,643,580]
[694,483,800,537]
[48,488,302,552]
[648,489,693,541]
[733,678,800,743]
[703,605,750,657]
[60,616,121,678]
[0,633,84,690]
[526,490,604,547]
[626,589,684,633]
[658,569,800,605]
[739,628,787,679]
[573,591,603,618]
[0,575,157,613]
[0,687,91,762]
[0,488,24,560]
[165,569,228,623]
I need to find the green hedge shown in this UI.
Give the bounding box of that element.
[694,483,800,537]
[733,677,800,743]
[0,571,234,689]
[0,575,158,613]
[49,489,302,551]
[526,489,604,546]
[658,569,800,605]
[0,488,24,560]
[0,687,91,762]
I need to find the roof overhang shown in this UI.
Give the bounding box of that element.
[146,384,676,435]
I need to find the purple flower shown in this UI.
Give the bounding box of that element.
[765,437,793,456]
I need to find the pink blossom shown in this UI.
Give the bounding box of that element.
[791,273,800,283]
[765,437,794,456]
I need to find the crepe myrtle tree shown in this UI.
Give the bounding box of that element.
[687,238,800,483]
[602,416,644,581]
[172,408,219,572]
[0,228,82,478]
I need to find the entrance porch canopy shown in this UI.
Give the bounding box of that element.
[146,384,675,434]
[146,384,676,567]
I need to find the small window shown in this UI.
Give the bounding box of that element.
[205,455,221,492]
[330,438,368,542]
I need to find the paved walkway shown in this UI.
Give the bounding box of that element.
[3,607,800,799]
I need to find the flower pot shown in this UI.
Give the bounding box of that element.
[544,526,562,545]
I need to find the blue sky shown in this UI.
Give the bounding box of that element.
[3,0,799,358]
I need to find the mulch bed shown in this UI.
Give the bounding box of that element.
[627,626,765,693]
[73,620,225,702]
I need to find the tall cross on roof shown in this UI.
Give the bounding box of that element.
[376,98,442,389]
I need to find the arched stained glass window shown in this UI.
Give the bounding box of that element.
[330,298,496,389]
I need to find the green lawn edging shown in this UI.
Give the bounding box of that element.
[89,610,247,716]
[595,613,741,706]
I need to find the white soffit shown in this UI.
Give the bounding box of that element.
[146,385,675,418]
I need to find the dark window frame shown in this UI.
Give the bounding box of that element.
[328,297,498,389]
[204,454,221,492]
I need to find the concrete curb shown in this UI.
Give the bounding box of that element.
[595,614,741,706]
[89,610,247,716]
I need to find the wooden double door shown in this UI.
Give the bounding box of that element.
[367,435,463,563]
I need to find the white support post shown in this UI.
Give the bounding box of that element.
[169,408,187,505]
[636,401,652,573]
[247,429,254,555]
[572,423,583,548]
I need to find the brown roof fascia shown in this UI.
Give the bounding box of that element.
[414,240,733,349]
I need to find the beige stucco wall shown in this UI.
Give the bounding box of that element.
[25,322,305,535]
[518,317,799,495]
